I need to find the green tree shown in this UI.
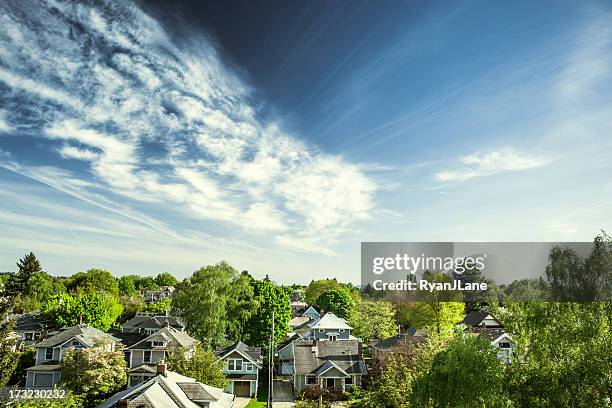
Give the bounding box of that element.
[135,276,159,290]
[67,269,119,297]
[117,275,137,296]
[145,298,172,314]
[172,262,240,347]
[0,253,42,387]
[20,271,66,312]
[166,345,226,388]
[316,289,354,319]
[43,292,123,331]
[360,356,414,408]
[225,271,256,342]
[504,278,549,301]
[118,295,146,322]
[349,299,398,341]
[61,344,127,400]
[305,279,350,306]
[155,272,178,287]
[411,334,510,407]
[244,277,291,348]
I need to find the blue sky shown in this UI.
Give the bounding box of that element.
[0,0,611,283]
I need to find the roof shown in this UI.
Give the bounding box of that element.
[98,370,234,408]
[128,327,198,351]
[292,340,367,376]
[472,327,511,343]
[122,314,184,331]
[35,325,119,348]
[214,341,263,367]
[11,312,55,332]
[112,331,147,347]
[309,313,352,330]
[302,306,320,318]
[371,333,426,351]
[463,311,502,327]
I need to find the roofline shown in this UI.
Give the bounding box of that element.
[216,347,263,368]
[316,360,349,377]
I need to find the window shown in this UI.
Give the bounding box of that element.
[306,376,317,385]
[227,359,243,371]
[328,335,337,341]
[72,340,81,347]
[499,342,511,349]
[34,373,53,387]
[24,332,33,340]
[244,362,253,372]
[345,377,353,385]
[45,348,53,360]
[339,329,344,333]
[152,341,166,347]
[144,351,151,363]
[124,351,131,364]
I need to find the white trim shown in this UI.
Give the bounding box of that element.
[491,332,513,346]
[217,348,262,368]
[317,361,349,377]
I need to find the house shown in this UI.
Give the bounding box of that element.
[141,286,175,304]
[462,311,513,364]
[302,306,320,321]
[98,362,235,408]
[287,339,367,394]
[302,312,357,341]
[370,329,427,361]
[214,341,262,397]
[124,326,199,387]
[121,312,185,334]
[291,300,308,317]
[25,324,119,388]
[6,312,55,348]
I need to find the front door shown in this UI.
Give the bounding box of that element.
[325,378,335,389]
[234,381,251,397]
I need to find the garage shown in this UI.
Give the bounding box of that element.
[233,380,251,397]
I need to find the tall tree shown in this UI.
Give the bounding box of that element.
[244,277,291,348]
[166,345,226,388]
[172,262,239,347]
[316,289,354,319]
[117,275,137,296]
[305,279,359,306]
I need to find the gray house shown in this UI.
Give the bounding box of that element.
[214,341,262,397]
[99,363,235,408]
[125,326,199,387]
[287,339,367,394]
[121,312,185,335]
[302,312,356,341]
[8,312,56,348]
[25,325,119,388]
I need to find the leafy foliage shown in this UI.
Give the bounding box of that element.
[67,269,119,297]
[155,272,178,287]
[349,299,397,341]
[166,345,226,388]
[305,279,359,306]
[60,345,128,399]
[244,277,291,348]
[145,297,172,313]
[43,292,123,331]
[117,275,137,296]
[316,289,354,319]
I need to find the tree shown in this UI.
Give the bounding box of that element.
[499,301,611,408]
[316,289,354,319]
[118,295,146,322]
[166,345,226,388]
[172,262,240,347]
[135,276,159,290]
[61,344,127,400]
[117,275,137,296]
[349,299,398,341]
[225,271,256,342]
[360,356,414,408]
[67,269,119,297]
[305,279,358,306]
[410,334,510,407]
[244,277,291,348]
[20,271,66,312]
[155,272,178,287]
[504,278,549,302]
[0,253,42,387]
[43,292,123,331]
[145,298,172,314]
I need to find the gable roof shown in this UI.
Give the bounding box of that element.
[11,312,55,332]
[463,311,502,327]
[214,341,263,367]
[35,325,118,348]
[309,313,352,330]
[98,370,234,408]
[292,340,367,377]
[128,327,198,351]
[123,314,184,331]
[371,332,427,351]
[302,306,320,318]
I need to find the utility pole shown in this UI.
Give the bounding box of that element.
[268,311,275,407]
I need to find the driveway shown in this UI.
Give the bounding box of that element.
[272,379,295,407]
[233,397,251,408]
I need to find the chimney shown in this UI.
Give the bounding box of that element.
[157,361,167,377]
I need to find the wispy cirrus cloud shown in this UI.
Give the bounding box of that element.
[435,148,551,182]
[0,0,375,254]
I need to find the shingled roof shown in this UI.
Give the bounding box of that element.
[293,339,367,376]
[35,325,118,348]
[214,341,263,367]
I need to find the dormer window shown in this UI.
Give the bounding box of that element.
[72,340,81,347]
[152,341,167,347]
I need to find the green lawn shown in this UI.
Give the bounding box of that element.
[245,384,268,408]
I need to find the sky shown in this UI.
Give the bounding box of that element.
[0,0,611,283]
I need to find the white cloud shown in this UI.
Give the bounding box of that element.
[435,148,550,182]
[0,110,13,134]
[0,0,376,253]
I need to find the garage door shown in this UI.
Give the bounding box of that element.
[234,381,251,397]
